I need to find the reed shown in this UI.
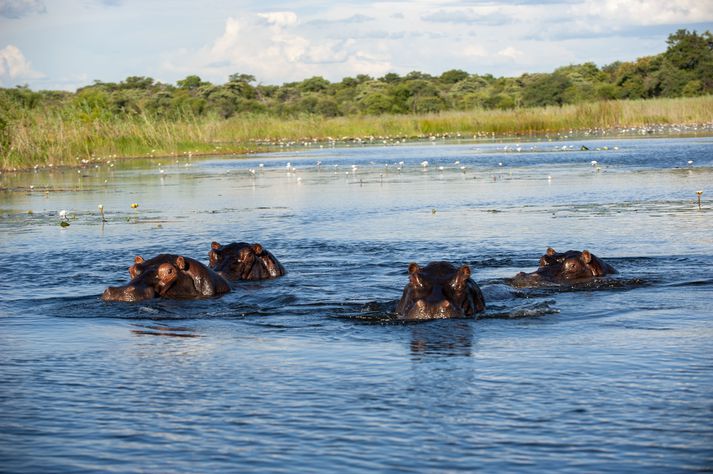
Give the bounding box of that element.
[3,96,712,170]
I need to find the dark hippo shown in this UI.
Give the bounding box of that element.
[208,241,286,281]
[511,247,617,287]
[396,261,486,320]
[103,254,230,302]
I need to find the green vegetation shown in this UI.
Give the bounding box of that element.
[1,29,712,170]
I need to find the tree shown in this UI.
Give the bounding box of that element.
[665,30,711,70]
[380,72,401,83]
[299,76,330,93]
[439,69,469,84]
[228,73,256,84]
[226,73,256,99]
[177,75,209,90]
[522,73,572,106]
[120,76,155,90]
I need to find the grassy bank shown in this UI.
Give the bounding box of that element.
[3,96,713,170]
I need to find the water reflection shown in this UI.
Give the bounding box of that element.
[409,319,474,358]
[130,324,202,338]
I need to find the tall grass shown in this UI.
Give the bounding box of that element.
[3,96,712,170]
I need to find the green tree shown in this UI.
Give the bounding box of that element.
[439,69,469,84]
[522,73,572,106]
[177,75,209,90]
[299,76,330,93]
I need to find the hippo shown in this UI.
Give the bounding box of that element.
[103,254,230,302]
[510,247,617,287]
[208,241,286,281]
[396,261,486,320]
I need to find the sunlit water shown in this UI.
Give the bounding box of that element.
[1,137,712,472]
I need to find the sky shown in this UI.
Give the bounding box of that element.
[1,0,712,91]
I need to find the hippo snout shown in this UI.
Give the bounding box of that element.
[102,285,155,302]
[406,298,464,320]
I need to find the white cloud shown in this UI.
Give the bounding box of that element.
[571,0,713,25]
[463,44,488,57]
[3,0,709,90]
[422,8,513,26]
[0,0,45,19]
[163,12,393,84]
[257,11,298,28]
[0,44,43,84]
[497,46,524,61]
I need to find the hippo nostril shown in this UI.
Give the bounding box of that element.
[436,300,453,313]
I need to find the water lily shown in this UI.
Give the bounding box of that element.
[131,203,139,209]
[59,209,69,227]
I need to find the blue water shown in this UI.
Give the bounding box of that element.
[1,137,712,472]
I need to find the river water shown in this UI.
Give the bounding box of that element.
[1,136,712,472]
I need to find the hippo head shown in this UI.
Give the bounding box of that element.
[103,256,193,302]
[209,241,285,280]
[511,247,617,287]
[396,261,486,320]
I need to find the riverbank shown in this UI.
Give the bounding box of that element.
[2,96,712,171]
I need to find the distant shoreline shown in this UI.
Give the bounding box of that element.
[2,96,712,172]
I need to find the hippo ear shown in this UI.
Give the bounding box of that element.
[581,250,592,264]
[451,265,471,290]
[134,255,144,264]
[175,256,188,270]
[546,247,556,256]
[211,241,221,250]
[408,263,423,288]
[252,243,264,255]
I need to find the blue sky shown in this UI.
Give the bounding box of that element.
[1,0,711,91]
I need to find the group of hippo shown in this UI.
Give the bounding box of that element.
[102,242,286,302]
[103,243,617,320]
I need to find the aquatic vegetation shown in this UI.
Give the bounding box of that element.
[58,209,69,227]
[1,96,712,171]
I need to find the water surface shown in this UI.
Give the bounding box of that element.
[1,137,712,472]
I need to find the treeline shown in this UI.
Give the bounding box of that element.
[2,29,712,123]
[1,29,712,169]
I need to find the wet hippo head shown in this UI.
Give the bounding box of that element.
[103,256,190,302]
[209,241,286,280]
[396,261,486,320]
[104,255,230,302]
[512,247,617,287]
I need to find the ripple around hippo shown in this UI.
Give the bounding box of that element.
[209,241,287,281]
[396,261,486,320]
[510,247,618,288]
[102,254,230,302]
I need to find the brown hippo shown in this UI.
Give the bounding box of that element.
[208,241,286,281]
[396,261,486,320]
[103,254,230,302]
[511,247,617,287]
